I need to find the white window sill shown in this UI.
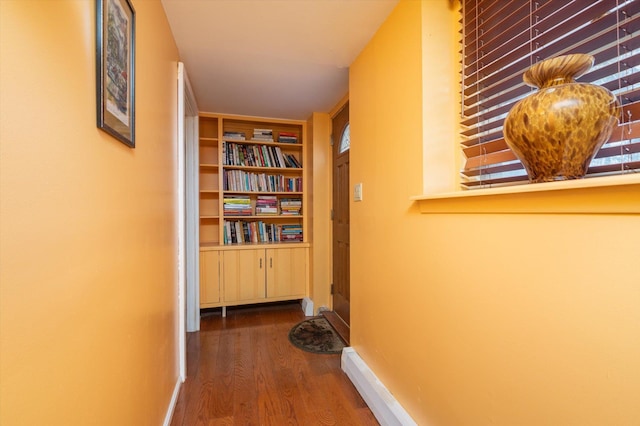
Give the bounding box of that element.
[411,174,640,214]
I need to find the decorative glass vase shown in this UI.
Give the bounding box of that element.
[503,54,620,183]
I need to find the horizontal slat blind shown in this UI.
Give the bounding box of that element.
[461,0,640,189]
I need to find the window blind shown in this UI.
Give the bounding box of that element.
[461,0,640,189]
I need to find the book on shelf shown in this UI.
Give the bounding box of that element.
[242,222,251,243]
[273,146,286,168]
[256,195,278,215]
[224,170,302,192]
[280,224,303,242]
[283,153,302,168]
[262,145,275,167]
[223,220,301,244]
[223,195,252,216]
[222,141,301,169]
[279,197,302,215]
[252,128,273,142]
[224,131,246,140]
[278,131,299,144]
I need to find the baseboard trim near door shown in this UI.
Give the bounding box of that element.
[301,297,314,316]
[341,347,417,426]
[163,377,182,426]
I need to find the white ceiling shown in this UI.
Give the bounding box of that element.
[160,0,399,120]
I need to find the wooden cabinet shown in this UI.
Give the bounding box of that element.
[197,113,309,310]
[199,246,308,309]
[199,250,220,308]
[222,247,308,305]
[222,249,266,303]
[266,247,306,298]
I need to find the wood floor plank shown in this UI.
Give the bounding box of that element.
[232,329,259,425]
[210,330,234,419]
[207,416,233,426]
[356,407,382,424]
[254,322,297,424]
[170,301,379,425]
[289,348,336,420]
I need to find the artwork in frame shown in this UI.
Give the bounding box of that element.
[96,0,136,147]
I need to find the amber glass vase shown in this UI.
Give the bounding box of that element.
[503,54,620,183]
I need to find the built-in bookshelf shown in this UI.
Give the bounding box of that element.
[197,113,309,311]
[198,113,307,247]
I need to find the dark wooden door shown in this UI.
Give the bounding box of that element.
[332,102,350,325]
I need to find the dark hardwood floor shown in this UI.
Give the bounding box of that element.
[170,301,379,425]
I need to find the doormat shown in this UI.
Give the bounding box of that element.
[288,317,346,354]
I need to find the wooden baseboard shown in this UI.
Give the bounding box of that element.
[341,347,417,426]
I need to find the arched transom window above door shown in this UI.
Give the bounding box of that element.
[339,123,350,153]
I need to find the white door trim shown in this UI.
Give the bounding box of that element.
[177,62,199,382]
[183,67,200,334]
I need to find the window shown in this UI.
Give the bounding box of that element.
[461,0,640,189]
[339,123,350,153]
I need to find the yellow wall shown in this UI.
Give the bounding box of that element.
[350,1,640,425]
[0,1,180,424]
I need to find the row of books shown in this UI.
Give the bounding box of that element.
[280,224,303,242]
[223,195,251,216]
[222,130,299,144]
[224,170,302,192]
[255,195,278,215]
[278,132,298,143]
[223,142,302,168]
[224,220,303,244]
[223,131,245,140]
[253,128,273,141]
[223,195,301,216]
[279,198,302,215]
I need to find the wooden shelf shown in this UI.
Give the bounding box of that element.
[198,113,307,247]
[223,165,302,172]
[224,215,303,219]
[223,191,303,195]
[223,138,302,148]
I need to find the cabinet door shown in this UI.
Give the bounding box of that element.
[266,247,307,298]
[223,249,266,302]
[200,251,220,307]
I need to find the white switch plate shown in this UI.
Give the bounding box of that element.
[354,183,363,201]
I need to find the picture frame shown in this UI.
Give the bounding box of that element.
[96,0,136,148]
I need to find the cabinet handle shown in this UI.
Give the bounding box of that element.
[270,258,273,268]
[260,258,263,268]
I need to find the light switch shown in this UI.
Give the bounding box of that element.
[354,183,363,201]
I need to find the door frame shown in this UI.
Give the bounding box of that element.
[177,62,199,381]
[330,99,350,324]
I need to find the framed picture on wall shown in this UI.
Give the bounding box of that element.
[96,0,136,148]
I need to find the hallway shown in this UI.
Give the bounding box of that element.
[170,302,378,425]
